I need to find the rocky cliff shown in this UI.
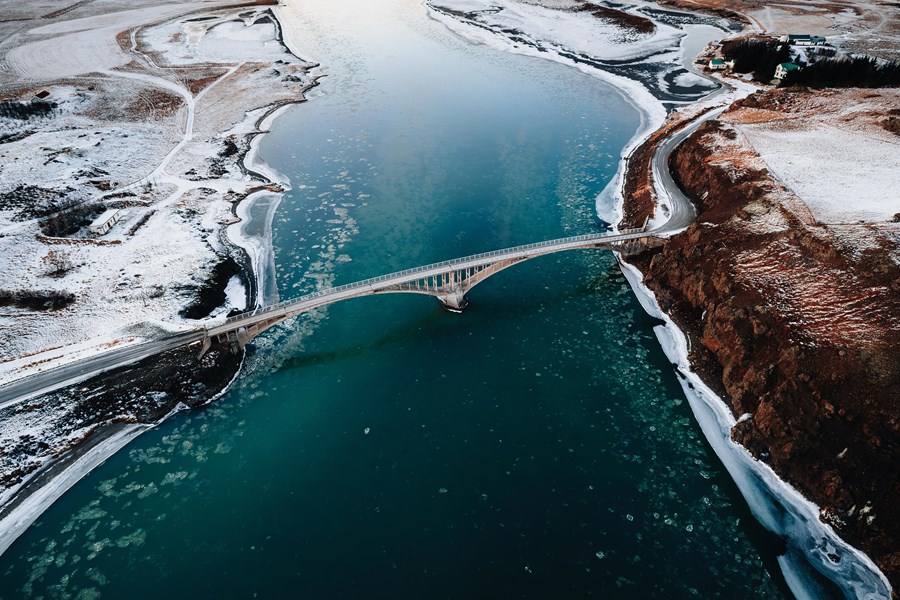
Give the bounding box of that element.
[624,110,900,589]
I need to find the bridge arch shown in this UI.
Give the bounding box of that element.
[204,228,658,349]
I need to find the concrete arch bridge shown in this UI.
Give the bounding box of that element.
[204,226,660,350]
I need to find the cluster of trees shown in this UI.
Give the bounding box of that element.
[39,201,100,237]
[783,56,900,88]
[0,100,55,120]
[723,38,791,81]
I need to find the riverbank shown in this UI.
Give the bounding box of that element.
[0,0,319,560]
[621,84,899,595]
[0,0,317,374]
[429,1,894,597]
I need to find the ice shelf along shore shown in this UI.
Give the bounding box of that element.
[428,1,892,597]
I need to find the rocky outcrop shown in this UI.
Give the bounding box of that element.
[626,118,900,590]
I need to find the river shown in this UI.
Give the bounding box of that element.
[0,1,837,597]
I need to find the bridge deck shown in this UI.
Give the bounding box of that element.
[205,228,654,339]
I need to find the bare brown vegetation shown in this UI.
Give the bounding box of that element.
[574,2,655,34]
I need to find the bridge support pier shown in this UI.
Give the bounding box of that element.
[197,336,211,359]
[438,288,468,313]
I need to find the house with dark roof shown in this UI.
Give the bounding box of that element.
[779,34,827,46]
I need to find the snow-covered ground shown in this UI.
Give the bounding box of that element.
[431,0,684,61]
[723,87,900,226]
[739,124,899,224]
[0,2,315,376]
[6,3,208,80]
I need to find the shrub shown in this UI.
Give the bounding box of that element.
[783,56,900,88]
[0,100,56,120]
[723,39,791,82]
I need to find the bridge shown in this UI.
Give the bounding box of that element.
[204,225,660,350]
[202,103,725,352]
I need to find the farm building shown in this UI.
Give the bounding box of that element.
[89,209,123,235]
[779,34,826,46]
[775,62,801,80]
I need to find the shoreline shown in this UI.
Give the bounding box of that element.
[428,1,892,596]
[0,1,317,563]
[617,258,893,599]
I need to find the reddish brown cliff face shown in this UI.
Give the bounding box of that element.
[625,117,900,589]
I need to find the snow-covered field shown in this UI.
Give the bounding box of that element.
[431,0,684,61]
[0,2,315,374]
[739,123,899,224]
[6,4,206,80]
[724,88,900,226]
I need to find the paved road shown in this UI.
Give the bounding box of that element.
[652,106,727,235]
[0,330,205,410]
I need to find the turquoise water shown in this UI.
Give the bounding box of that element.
[0,1,790,597]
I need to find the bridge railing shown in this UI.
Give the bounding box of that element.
[220,228,649,326]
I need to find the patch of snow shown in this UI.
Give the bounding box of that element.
[673,70,710,88]
[432,0,684,61]
[739,123,899,224]
[7,4,205,80]
[224,275,246,312]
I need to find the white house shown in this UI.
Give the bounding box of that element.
[774,62,801,80]
[89,208,123,235]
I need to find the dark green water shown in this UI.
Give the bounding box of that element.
[0,1,788,597]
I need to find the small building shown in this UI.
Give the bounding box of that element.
[775,62,801,80]
[31,90,50,103]
[89,209,123,235]
[709,58,727,70]
[779,34,826,46]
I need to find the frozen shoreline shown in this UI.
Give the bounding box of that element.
[618,259,892,599]
[0,2,316,563]
[0,424,148,558]
[425,4,667,229]
[428,2,891,597]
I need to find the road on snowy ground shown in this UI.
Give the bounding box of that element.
[0,330,206,410]
[651,106,726,235]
